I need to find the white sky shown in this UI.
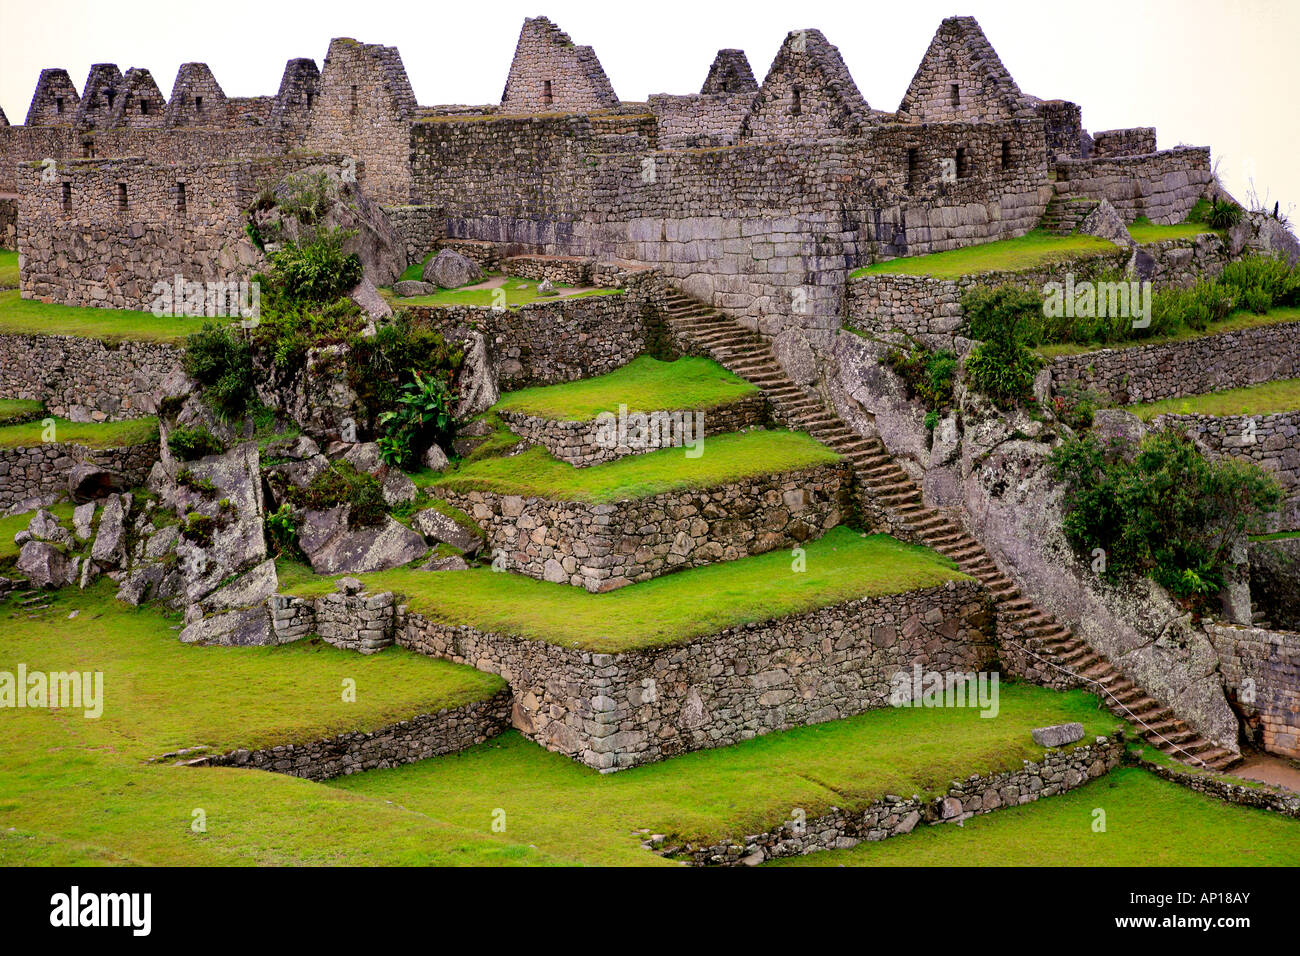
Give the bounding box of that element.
[1,0,1297,219]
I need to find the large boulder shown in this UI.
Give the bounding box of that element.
[179,605,276,646]
[17,541,69,589]
[455,331,499,419]
[252,164,407,286]
[423,249,483,290]
[298,506,426,575]
[411,507,482,555]
[393,280,436,298]
[89,493,131,567]
[1080,198,1135,250]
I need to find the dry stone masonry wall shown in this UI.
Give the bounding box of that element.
[0,440,157,511]
[1208,623,1300,758]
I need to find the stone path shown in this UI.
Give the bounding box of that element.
[658,286,1240,771]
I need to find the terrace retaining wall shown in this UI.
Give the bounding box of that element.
[437,460,854,591]
[1048,319,1300,405]
[1207,622,1300,758]
[680,733,1123,865]
[1150,410,1300,531]
[195,688,513,781]
[0,438,157,511]
[1053,147,1213,224]
[497,392,767,467]
[396,580,995,771]
[0,332,182,421]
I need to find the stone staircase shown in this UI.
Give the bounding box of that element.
[1251,602,1273,630]
[1040,197,1100,235]
[657,288,1241,771]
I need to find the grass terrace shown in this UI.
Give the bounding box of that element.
[1037,306,1300,358]
[852,230,1118,279]
[1125,377,1300,420]
[0,399,43,424]
[0,415,158,449]
[0,583,545,866]
[1127,218,1221,244]
[493,355,758,421]
[1250,530,1300,542]
[390,267,622,309]
[0,289,208,344]
[0,502,77,565]
[429,428,838,503]
[773,767,1300,866]
[332,684,1123,866]
[0,249,17,289]
[276,527,968,653]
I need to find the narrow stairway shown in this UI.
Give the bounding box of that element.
[657,288,1240,771]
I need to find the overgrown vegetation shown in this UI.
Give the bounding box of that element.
[962,287,1044,408]
[347,312,462,439]
[183,323,256,421]
[377,371,457,468]
[286,461,388,529]
[166,423,224,461]
[1050,430,1281,603]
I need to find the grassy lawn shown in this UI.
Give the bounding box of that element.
[0,289,209,344]
[0,583,550,866]
[332,684,1122,866]
[0,399,43,424]
[389,270,622,308]
[431,429,838,503]
[493,355,758,421]
[1128,220,1221,244]
[0,415,158,449]
[0,249,17,290]
[853,230,1118,279]
[1126,377,1300,420]
[1251,530,1300,541]
[1038,307,1300,358]
[276,527,967,653]
[773,767,1300,866]
[0,502,77,565]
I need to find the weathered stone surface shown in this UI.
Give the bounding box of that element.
[393,280,435,297]
[90,493,130,566]
[179,605,276,646]
[1031,722,1085,747]
[17,540,69,588]
[411,507,481,554]
[454,331,499,419]
[348,277,393,321]
[68,462,127,502]
[424,248,483,289]
[198,558,279,614]
[379,466,418,507]
[423,443,449,471]
[299,508,426,574]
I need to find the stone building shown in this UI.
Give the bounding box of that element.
[500,16,619,113]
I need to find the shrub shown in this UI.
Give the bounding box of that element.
[1206,198,1244,230]
[346,313,463,429]
[167,424,223,461]
[265,227,363,305]
[183,323,255,420]
[962,286,1044,408]
[288,462,387,529]
[1049,384,1104,431]
[883,346,957,414]
[264,503,299,558]
[1050,430,1280,606]
[376,371,457,468]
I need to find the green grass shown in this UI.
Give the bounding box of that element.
[0,502,77,565]
[390,271,623,308]
[0,583,558,866]
[853,230,1118,279]
[1037,307,1300,358]
[1250,530,1300,541]
[1127,219,1221,244]
[432,429,838,503]
[0,249,17,290]
[332,684,1123,865]
[277,527,968,653]
[0,415,158,449]
[0,289,210,344]
[493,355,758,421]
[1125,377,1300,420]
[0,399,43,424]
[772,767,1300,866]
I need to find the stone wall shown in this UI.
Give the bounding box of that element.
[1053,147,1212,224]
[1150,411,1300,531]
[649,92,752,148]
[896,16,1037,125]
[0,197,16,251]
[0,438,158,510]
[1247,536,1300,632]
[681,733,1122,865]
[1207,623,1300,758]
[196,689,512,781]
[1128,753,1300,818]
[397,579,995,771]
[268,588,396,653]
[0,332,182,421]
[383,204,445,263]
[1048,318,1300,405]
[848,234,1232,342]
[17,153,336,309]
[405,289,653,390]
[498,392,767,467]
[499,16,618,114]
[438,460,853,591]
[1091,127,1157,158]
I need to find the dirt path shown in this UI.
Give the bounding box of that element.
[1231,753,1300,793]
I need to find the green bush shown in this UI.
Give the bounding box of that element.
[962,286,1044,408]
[183,323,255,420]
[264,503,299,558]
[265,227,363,305]
[288,462,388,529]
[1050,430,1280,605]
[1206,198,1244,230]
[883,346,957,414]
[167,424,224,461]
[346,312,462,432]
[377,371,457,468]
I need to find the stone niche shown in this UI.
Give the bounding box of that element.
[437,460,854,591]
[398,579,994,771]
